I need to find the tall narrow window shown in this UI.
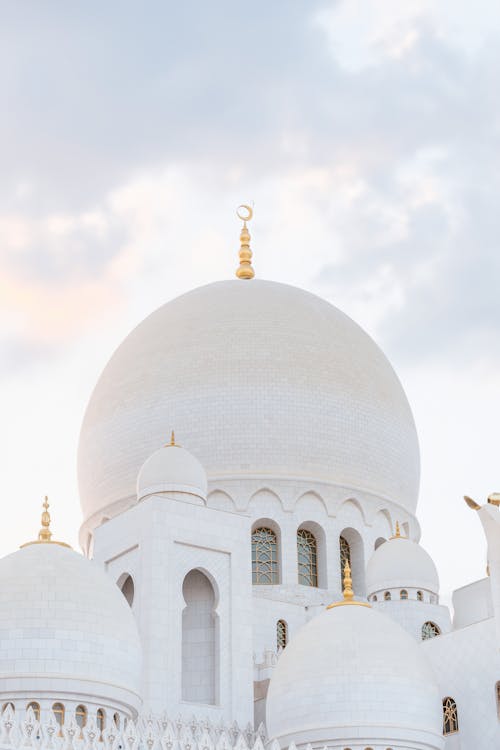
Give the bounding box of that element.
[252,527,278,584]
[182,569,217,704]
[75,705,87,730]
[297,529,318,586]
[339,536,351,581]
[442,697,458,735]
[496,682,500,719]
[384,591,391,601]
[113,713,120,729]
[417,590,423,601]
[400,589,408,600]
[97,709,105,741]
[422,621,441,640]
[26,702,40,721]
[277,619,288,650]
[52,703,64,734]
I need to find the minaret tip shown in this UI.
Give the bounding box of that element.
[235,204,255,280]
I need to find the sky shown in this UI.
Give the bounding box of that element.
[1,0,499,604]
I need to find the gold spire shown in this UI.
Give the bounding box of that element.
[235,204,255,280]
[390,520,404,539]
[20,496,71,549]
[326,560,370,609]
[166,430,179,447]
[38,495,52,542]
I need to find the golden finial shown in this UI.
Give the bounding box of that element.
[390,520,405,539]
[166,430,179,447]
[326,560,370,609]
[235,204,255,280]
[38,495,52,542]
[20,496,71,549]
[342,560,354,602]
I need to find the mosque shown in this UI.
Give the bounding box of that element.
[0,206,499,750]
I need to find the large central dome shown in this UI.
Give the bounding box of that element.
[78,279,419,526]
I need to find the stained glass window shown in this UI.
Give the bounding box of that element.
[252,527,279,584]
[277,619,287,650]
[384,591,391,601]
[339,536,351,585]
[422,621,441,640]
[443,697,458,735]
[400,589,408,600]
[297,529,318,587]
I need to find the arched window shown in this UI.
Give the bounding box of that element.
[400,589,408,600]
[277,619,287,650]
[52,703,64,732]
[422,621,441,640]
[2,703,14,714]
[339,536,351,581]
[113,712,120,729]
[119,574,134,607]
[384,591,391,601]
[252,527,279,584]
[297,529,318,586]
[97,709,105,741]
[182,569,217,704]
[372,594,377,602]
[442,697,458,735]
[75,705,87,729]
[417,590,423,601]
[26,702,40,721]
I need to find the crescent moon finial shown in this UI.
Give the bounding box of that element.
[236,203,255,280]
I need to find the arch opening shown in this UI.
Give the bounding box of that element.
[182,569,218,705]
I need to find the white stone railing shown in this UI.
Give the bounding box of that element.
[0,707,270,750]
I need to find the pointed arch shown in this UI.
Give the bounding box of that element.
[207,489,237,511]
[337,497,367,525]
[294,490,328,516]
[182,569,218,704]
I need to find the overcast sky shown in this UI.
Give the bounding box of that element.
[1,0,499,603]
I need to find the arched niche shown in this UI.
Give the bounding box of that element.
[374,537,386,550]
[182,569,218,704]
[339,526,366,596]
[117,573,135,607]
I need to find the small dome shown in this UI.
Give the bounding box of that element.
[266,604,442,749]
[0,543,142,713]
[366,535,439,595]
[137,439,207,501]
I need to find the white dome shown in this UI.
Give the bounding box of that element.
[266,603,442,748]
[78,279,419,526]
[137,441,207,501]
[0,543,142,712]
[366,536,439,595]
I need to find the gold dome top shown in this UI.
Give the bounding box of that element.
[235,204,255,280]
[21,496,71,549]
[327,560,370,609]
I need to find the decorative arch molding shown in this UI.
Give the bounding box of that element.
[336,497,368,525]
[247,488,286,515]
[206,489,237,512]
[293,490,329,516]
